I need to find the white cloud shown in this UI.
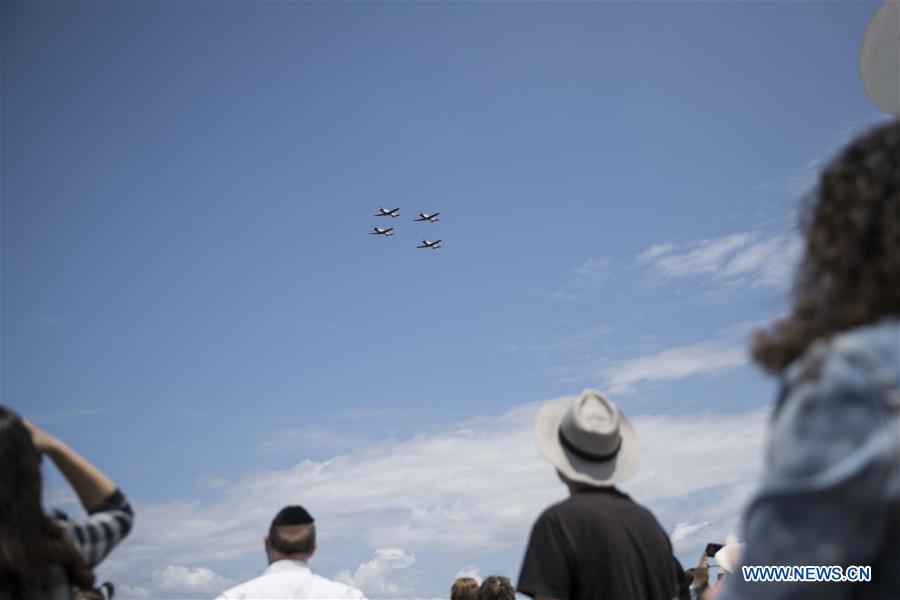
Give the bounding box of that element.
[652,233,756,278]
[539,257,613,302]
[671,520,712,548]
[115,584,153,598]
[636,230,802,291]
[454,565,482,583]
[95,401,768,597]
[152,565,233,595]
[196,475,228,490]
[599,341,748,394]
[720,232,803,289]
[574,258,612,284]
[624,409,767,504]
[336,548,417,598]
[257,425,365,454]
[636,243,676,263]
[503,325,610,353]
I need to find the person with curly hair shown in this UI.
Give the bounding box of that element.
[718,119,900,599]
[0,406,134,599]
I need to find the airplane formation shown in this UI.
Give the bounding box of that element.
[371,207,442,250]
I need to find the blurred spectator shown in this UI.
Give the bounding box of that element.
[0,406,134,599]
[687,553,710,600]
[721,120,900,599]
[451,577,479,600]
[517,389,684,599]
[217,505,365,599]
[477,576,515,600]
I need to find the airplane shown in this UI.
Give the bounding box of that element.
[417,239,442,250]
[370,227,394,236]
[414,212,440,222]
[375,207,401,218]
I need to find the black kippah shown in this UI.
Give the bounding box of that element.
[271,505,314,527]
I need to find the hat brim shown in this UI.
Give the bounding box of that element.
[534,395,639,487]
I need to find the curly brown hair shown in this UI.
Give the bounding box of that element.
[451,577,479,600]
[477,576,515,600]
[752,119,900,372]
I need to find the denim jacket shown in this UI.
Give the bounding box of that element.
[724,318,900,599]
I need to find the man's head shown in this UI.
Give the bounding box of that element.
[450,577,479,600]
[265,505,317,564]
[535,390,639,488]
[476,576,515,600]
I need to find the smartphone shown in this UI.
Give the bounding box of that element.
[705,543,724,557]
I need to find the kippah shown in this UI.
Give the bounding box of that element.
[271,505,314,527]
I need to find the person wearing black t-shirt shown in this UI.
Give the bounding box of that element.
[517,390,684,600]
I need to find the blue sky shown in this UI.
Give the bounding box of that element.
[2,1,891,597]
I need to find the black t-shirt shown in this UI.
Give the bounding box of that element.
[517,487,682,600]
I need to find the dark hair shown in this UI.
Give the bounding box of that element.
[477,576,515,600]
[450,577,479,600]
[268,523,316,555]
[0,406,95,599]
[753,120,900,372]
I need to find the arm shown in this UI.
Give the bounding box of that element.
[26,420,116,511]
[26,420,134,566]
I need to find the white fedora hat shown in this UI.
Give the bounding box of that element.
[534,389,639,487]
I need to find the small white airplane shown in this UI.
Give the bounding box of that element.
[370,227,394,236]
[417,239,442,250]
[414,212,440,222]
[375,207,400,218]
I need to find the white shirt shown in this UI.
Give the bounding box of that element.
[217,560,366,600]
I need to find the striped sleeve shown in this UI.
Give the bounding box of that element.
[57,489,134,568]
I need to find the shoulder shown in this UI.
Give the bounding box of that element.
[784,318,899,394]
[217,575,265,599]
[830,318,900,394]
[526,499,574,548]
[309,574,365,599]
[772,318,900,478]
[538,497,571,518]
[217,571,286,599]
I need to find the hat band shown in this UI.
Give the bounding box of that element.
[559,430,622,462]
